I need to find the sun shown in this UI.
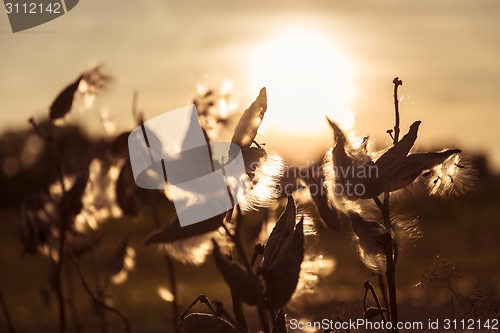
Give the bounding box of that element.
[250,28,355,135]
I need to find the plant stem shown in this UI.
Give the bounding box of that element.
[222,210,270,333]
[55,224,67,333]
[65,265,82,333]
[148,191,179,333]
[374,196,398,333]
[90,247,107,333]
[69,253,131,333]
[392,77,403,144]
[29,118,69,333]
[0,290,16,333]
[363,281,390,333]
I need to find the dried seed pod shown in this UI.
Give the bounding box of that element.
[374,121,421,169]
[143,213,224,245]
[211,240,259,305]
[231,87,267,150]
[266,219,304,310]
[180,313,242,333]
[380,149,461,193]
[241,146,267,174]
[262,195,296,267]
[349,211,388,273]
[49,75,83,119]
[327,118,378,200]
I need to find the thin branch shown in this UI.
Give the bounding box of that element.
[363,280,390,333]
[64,265,82,333]
[373,196,398,333]
[148,191,179,333]
[69,253,131,333]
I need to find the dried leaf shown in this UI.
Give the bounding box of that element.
[143,213,224,245]
[108,236,128,278]
[267,219,304,310]
[380,149,461,193]
[49,76,83,119]
[212,240,259,305]
[262,195,296,267]
[180,313,242,333]
[231,88,267,150]
[272,309,287,333]
[110,131,131,158]
[115,160,138,217]
[364,307,389,321]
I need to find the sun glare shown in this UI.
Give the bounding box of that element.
[250,28,355,135]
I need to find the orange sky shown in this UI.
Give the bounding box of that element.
[1,0,500,171]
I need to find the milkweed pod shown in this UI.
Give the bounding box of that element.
[230,88,267,150]
[266,218,304,310]
[49,76,83,119]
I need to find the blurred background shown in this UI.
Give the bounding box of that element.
[1,0,500,332]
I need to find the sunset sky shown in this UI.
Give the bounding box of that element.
[1,0,500,170]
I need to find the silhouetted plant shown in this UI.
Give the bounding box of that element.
[9,69,484,333]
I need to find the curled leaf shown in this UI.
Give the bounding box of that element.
[262,195,296,267]
[50,76,83,119]
[231,88,267,150]
[180,313,242,333]
[212,240,259,305]
[143,213,224,245]
[266,218,304,310]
